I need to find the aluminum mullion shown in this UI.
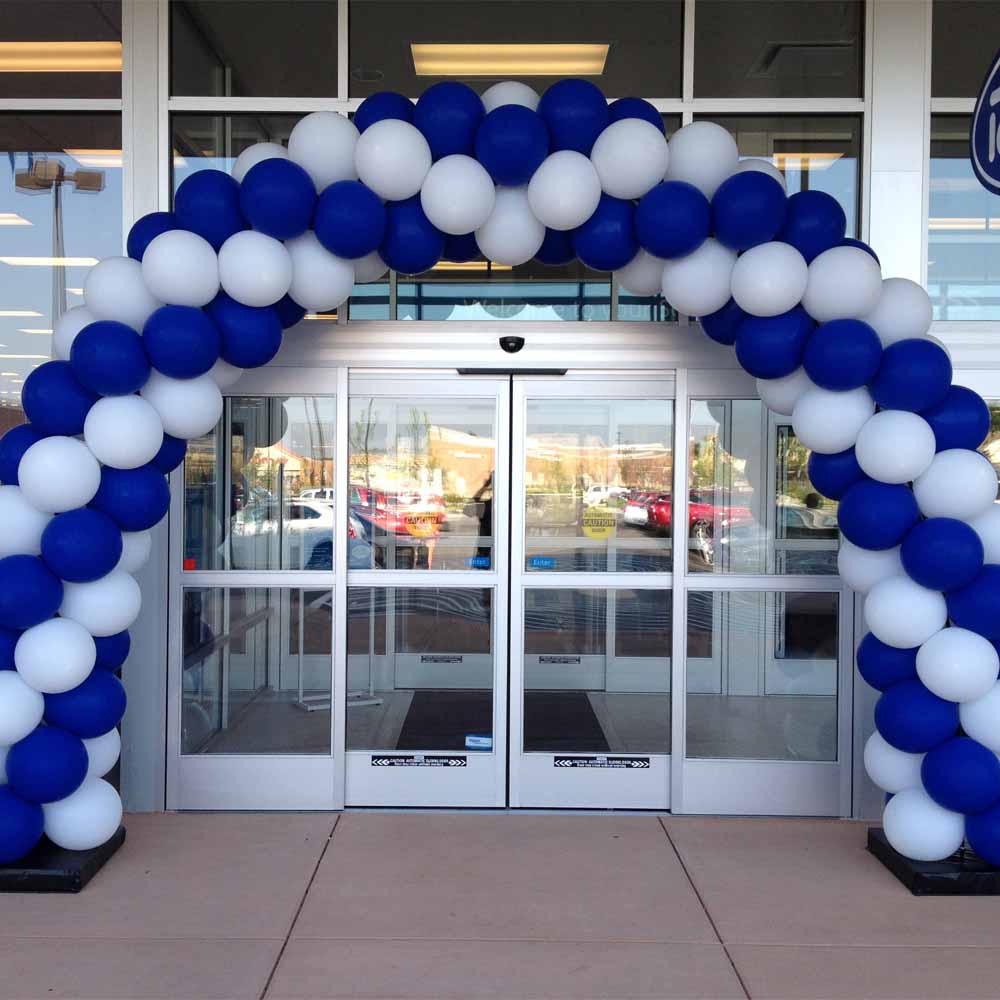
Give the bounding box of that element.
[515,573,673,590]
[332,365,349,808]
[0,98,122,111]
[681,574,844,592]
[670,369,689,811]
[180,571,338,588]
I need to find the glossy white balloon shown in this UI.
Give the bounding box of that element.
[355,118,431,201]
[883,787,964,862]
[15,618,96,694]
[864,731,924,793]
[960,682,1000,754]
[914,449,998,520]
[614,249,666,296]
[60,570,142,637]
[967,504,1000,563]
[52,306,97,361]
[861,277,934,347]
[0,672,45,746]
[285,231,355,312]
[140,371,223,440]
[117,530,152,574]
[792,386,875,454]
[18,437,101,514]
[731,157,787,190]
[665,121,738,198]
[84,395,164,470]
[481,81,539,112]
[217,230,292,307]
[231,141,288,184]
[420,155,496,235]
[83,729,121,780]
[801,246,883,322]
[0,485,51,557]
[661,238,737,318]
[590,118,669,200]
[854,410,936,485]
[43,778,123,852]
[475,185,545,266]
[916,627,999,703]
[288,111,357,190]
[207,358,244,389]
[352,250,389,284]
[527,151,602,231]
[730,242,808,317]
[755,367,816,416]
[84,256,161,331]
[141,230,219,307]
[865,576,948,649]
[837,539,903,593]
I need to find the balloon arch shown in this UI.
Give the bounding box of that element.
[1,78,1000,867]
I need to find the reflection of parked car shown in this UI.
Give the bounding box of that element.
[623,490,658,526]
[350,483,446,539]
[230,498,334,569]
[300,487,335,503]
[583,485,628,507]
[644,493,753,537]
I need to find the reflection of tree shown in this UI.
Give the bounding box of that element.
[349,398,376,490]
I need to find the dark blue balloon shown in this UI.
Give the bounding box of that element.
[921,385,991,452]
[808,448,867,500]
[151,433,187,475]
[802,319,882,391]
[574,195,637,271]
[608,97,664,132]
[777,190,847,263]
[537,78,610,154]
[6,726,88,804]
[413,81,484,159]
[143,305,220,379]
[70,320,150,396]
[0,555,62,630]
[90,464,170,533]
[44,671,127,739]
[353,91,414,133]
[947,565,1000,641]
[174,169,247,250]
[380,197,444,275]
[94,630,130,672]
[838,237,880,265]
[636,181,711,260]
[922,737,1000,814]
[875,679,959,753]
[869,338,952,413]
[0,424,41,484]
[239,157,316,241]
[966,801,1000,866]
[856,633,918,692]
[700,299,747,346]
[314,180,387,259]
[711,171,788,252]
[204,293,283,369]
[0,626,19,670]
[0,786,43,865]
[734,306,814,379]
[474,105,550,186]
[273,294,307,329]
[127,211,177,261]
[838,479,920,550]
[443,232,481,263]
[534,228,575,266]
[901,517,984,592]
[21,360,98,437]
[41,508,123,584]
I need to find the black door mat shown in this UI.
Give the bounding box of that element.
[524,691,609,752]
[397,690,493,751]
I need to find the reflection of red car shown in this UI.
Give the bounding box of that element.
[350,483,446,538]
[644,493,752,536]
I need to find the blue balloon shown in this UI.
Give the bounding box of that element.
[0,627,19,670]
[535,229,575,266]
[901,517,984,592]
[127,211,177,261]
[711,171,787,252]
[21,360,97,437]
[380,197,444,275]
[413,81,484,159]
[802,319,882,391]
[574,195,637,272]
[314,180,386,259]
[174,169,247,250]
[90,464,170,533]
[44,671,126,739]
[734,306,814,379]
[636,181,711,260]
[966,800,1000,866]
[838,479,920,550]
[875,679,959,753]
[921,385,991,452]
[608,97,664,132]
[70,320,150,396]
[870,338,952,413]
[151,433,187,475]
[700,299,747,346]
[443,232,481,263]
[808,448,867,500]
[0,424,41,484]
[474,105,550,186]
[0,555,62,630]
[239,157,316,241]
[353,91,414,133]
[777,190,847,263]
[41,509,123,584]
[922,737,1000,814]
[838,237,880,265]
[94,630,130,673]
[947,566,1000,641]
[6,726,88,804]
[273,294,307,329]
[143,305,220,379]
[538,78,609,154]
[204,293,283,369]
[0,786,43,865]
[857,633,918,692]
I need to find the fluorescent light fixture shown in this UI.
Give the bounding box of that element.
[17,328,53,335]
[411,43,608,77]
[0,372,18,376]
[304,313,338,320]
[929,217,988,231]
[772,152,843,171]
[0,41,122,73]
[0,213,31,227]
[66,288,84,295]
[0,354,48,360]
[0,257,98,267]
[64,148,122,168]
[0,310,42,318]
[432,260,513,272]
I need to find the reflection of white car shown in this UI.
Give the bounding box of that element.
[583,485,628,507]
[300,487,335,503]
[230,499,334,569]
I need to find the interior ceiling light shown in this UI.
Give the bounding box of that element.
[0,41,122,73]
[0,354,47,360]
[0,310,41,318]
[17,328,53,335]
[432,260,513,272]
[928,217,992,231]
[0,257,98,267]
[411,43,608,78]
[64,148,122,168]
[304,313,338,320]
[0,213,31,227]
[771,152,844,171]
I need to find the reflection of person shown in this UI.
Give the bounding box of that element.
[805,492,821,510]
[473,474,493,563]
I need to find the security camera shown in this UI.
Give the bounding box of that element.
[499,335,525,354]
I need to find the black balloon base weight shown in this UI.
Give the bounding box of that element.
[868,827,1000,895]
[0,825,125,893]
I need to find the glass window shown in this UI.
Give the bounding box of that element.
[929,115,1000,321]
[982,402,1000,481]
[932,0,1000,97]
[349,1,683,99]
[694,1,863,98]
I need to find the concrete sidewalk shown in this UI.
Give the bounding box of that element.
[2,812,1000,999]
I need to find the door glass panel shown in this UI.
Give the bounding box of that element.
[524,398,673,572]
[346,587,494,752]
[686,590,838,762]
[523,588,671,754]
[348,396,496,570]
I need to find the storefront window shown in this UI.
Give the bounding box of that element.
[932,0,1000,98]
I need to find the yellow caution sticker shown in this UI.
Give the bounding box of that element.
[582,507,616,540]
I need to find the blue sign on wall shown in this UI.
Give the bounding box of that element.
[971,47,1000,194]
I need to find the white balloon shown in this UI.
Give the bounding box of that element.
[527,151,602,231]
[792,386,875,454]
[661,238,737,318]
[84,256,161,331]
[883,787,964,862]
[352,250,389,284]
[914,449,998,520]
[231,141,288,184]
[861,277,934,348]
[731,157,787,191]
[52,306,97,361]
[0,485,50,557]
[140,371,223,440]
[420,155,496,235]
[475,185,545,266]
[60,570,142,637]
[960,682,1000,753]
[285,231,355,312]
[142,230,219,307]
[916,627,999,704]
[967,504,1000,563]
[83,728,121,780]
[18,437,101,514]
[614,249,666,297]
[355,118,431,201]
[865,576,948,649]
[43,778,123,852]
[15,618,96,694]
[84,395,164,470]
[854,410,936,485]
[756,367,816,416]
[801,246,883,322]
[288,111,358,190]
[217,230,292,307]
[837,539,903,593]
[730,242,809,317]
[864,731,924,793]
[117,530,152,574]
[481,81,540,112]
[590,118,669,200]
[665,121,739,198]
[0,672,45,745]
[207,358,244,389]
